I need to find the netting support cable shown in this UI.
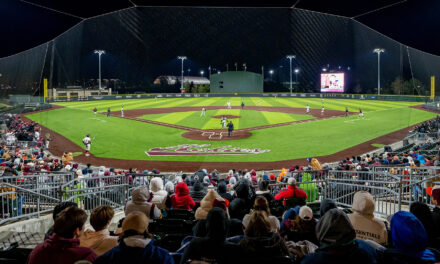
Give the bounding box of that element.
[20,0,85,20]
[291,0,301,8]
[128,0,137,7]
[352,0,407,19]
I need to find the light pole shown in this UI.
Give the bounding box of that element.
[286,55,296,94]
[94,50,105,91]
[373,48,385,95]
[294,68,299,84]
[177,56,187,92]
[269,70,274,81]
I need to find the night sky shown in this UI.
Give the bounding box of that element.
[1,0,439,58]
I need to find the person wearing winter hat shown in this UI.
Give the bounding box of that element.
[242,196,279,232]
[181,207,242,264]
[348,191,387,245]
[427,185,440,247]
[195,189,225,220]
[217,181,233,203]
[301,209,378,264]
[377,211,440,264]
[149,177,168,210]
[190,180,207,202]
[275,177,307,203]
[319,198,337,217]
[410,202,438,249]
[124,186,161,219]
[95,212,173,264]
[281,206,317,244]
[255,180,274,203]
[170,182,195,210]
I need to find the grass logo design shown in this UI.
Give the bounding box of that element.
[145,144,270,156]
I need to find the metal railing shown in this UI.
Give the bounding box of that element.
[1,168,439,225]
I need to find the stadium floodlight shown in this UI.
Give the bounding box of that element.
[269,70,274,81]
[294,68,300,83]
[322,68,327,72]
[200,70,204,77]
[286,55,296,94]
[373,48,385,95]
[94,50,105,91]
[217,71,221,74]
[177,56,187,92]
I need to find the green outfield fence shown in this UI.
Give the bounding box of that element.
[41,93,433,103]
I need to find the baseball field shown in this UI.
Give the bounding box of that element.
[24,97,436,170]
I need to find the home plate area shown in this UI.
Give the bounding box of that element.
[201,131,227,139]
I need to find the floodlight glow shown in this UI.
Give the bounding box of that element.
[294,68,299,73]
[269,70,274,74]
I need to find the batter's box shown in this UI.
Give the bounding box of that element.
[201,132,224,139]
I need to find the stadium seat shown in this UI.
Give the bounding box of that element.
[166,209,195,220]
[284,197,306,209]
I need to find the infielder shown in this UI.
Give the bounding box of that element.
[345,107,349,117]
[321,106,325,116]
[359,108,364,119]
[107,107,111,117]
[82,134,92,156]
[227,101,231,109]
[93,107,97,117]
[306,105,310,114]
[200,107,206,117]
[121,106,124,117]
[258,100,261,106]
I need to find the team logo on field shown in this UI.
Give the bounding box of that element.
[145,144,270,156]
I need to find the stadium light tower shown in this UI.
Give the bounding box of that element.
[94,50,105,90]
[294,68,300,83]
[269,69,274,81]
[286,55,296,94]
[177,56,187,92]
[373,48,385,95]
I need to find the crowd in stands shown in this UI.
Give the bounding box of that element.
[414,117,440,133]
[25,169,440,264]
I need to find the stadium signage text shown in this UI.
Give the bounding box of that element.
[145,144,270,156]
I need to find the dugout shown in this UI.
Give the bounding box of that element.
[210,71,263,93]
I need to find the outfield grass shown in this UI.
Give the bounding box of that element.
[138,109,314,129]
[27,97,435,162]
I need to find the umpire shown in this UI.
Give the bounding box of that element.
[227,121,234,137]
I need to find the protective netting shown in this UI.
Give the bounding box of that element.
[0,6,439,96]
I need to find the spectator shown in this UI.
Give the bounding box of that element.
[242,196,280,232]
[171,182,195,210]
[255,180,274,203]
[274,178,307,202]
[378,211,440,263]
[428,185,440,249]
[348,191,387,245]
[300,172,318,202]
[181,208,241,264]
[217,181,233,203]
[61,152,73,166]
[229,180,253,220]
[308,157,322,170]
[149,177,168,209]
[190,180,206,202]
[301,208,378,264]
[240,210,289,259]
[280,206,317,244]
[28,207,97,264]
[319,198,337,217]
[80,205,118,256]
[124,186,161,219]
[164,181,174,209]
[45,201,78,240]
[195,189,225,220]
[95,212,174,264]
[410,202,437,249]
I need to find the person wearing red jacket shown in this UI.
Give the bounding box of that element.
[275,178,307,201]
[28,207,97,264]
[171,182,196,210]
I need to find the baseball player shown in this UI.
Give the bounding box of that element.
[221,116,227,128]
[359,108,364,119]
[345,107,349,117]
[306,105,310,114]
[227,100,231,109]
[82,134,92,156]
[93,107,97,117]
[241,102,245,110]
[107,107,111,117]
[121,106,124,117]
[258,99,261,106]
[321,106,325,116]
[200,107,206,117]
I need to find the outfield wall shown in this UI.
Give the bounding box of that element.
[45,93,430,103]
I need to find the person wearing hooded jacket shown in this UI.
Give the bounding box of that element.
[255,180,273,204]
[319,198,337,218]
[181,208,242,264]
[229,180,254,220]
[171,182,195,210]
[217,181,233,202]
[348,191,388,245]
[190,180,207,202]
[301,208,378,264]
[124,186,161,219]
[195,189,225,220]
[377,211,440,264]
[149,177,168,210]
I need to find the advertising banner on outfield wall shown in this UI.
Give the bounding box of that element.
[46,93,428,103]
